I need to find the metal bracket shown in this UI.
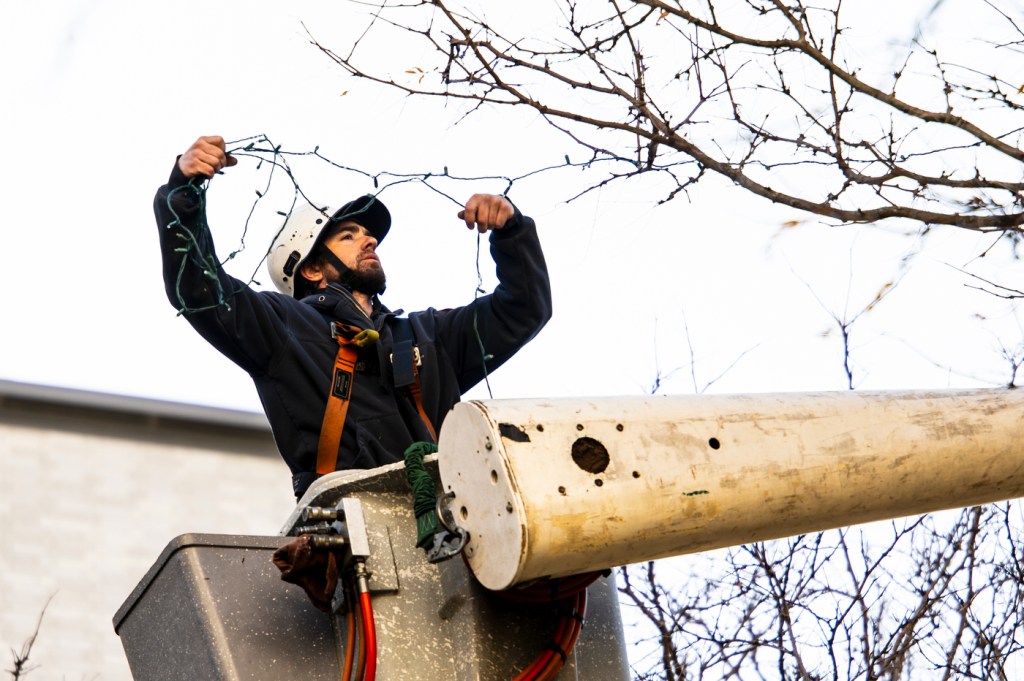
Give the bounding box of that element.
[296,498,372,613]
[338,497,370,559]
[296,497,369,560]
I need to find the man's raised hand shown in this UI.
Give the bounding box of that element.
[458,194,515,234]
[177,135,238,179]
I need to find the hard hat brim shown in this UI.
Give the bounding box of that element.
[327,195,391,244]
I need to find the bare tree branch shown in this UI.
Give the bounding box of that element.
[315,0,1024,232]
[7,593,55,680]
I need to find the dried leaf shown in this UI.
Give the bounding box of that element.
[865,281,894,312]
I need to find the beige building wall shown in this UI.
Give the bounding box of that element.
[0,381,296,681]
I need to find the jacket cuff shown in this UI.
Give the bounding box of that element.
[489,204,525,241]
[167,157,192,187]
[162,158,204,214]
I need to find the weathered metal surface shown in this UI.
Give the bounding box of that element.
[439,389,1024,590]
[284,461,631,680]
[113,534,340,681]
[117,463,630,680]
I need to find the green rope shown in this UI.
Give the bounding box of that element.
[403,441,440,550]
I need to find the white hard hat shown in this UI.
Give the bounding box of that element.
[265,195,392,298]
[266,203,334,297]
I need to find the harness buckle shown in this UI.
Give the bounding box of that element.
[331,322,379,347]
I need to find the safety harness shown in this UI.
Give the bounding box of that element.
[316,318,437,475]
[390,317,438,444]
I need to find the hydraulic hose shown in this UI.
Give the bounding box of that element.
[342,606,356,681]
[512,587,588,681]
[543,590,586,681]
[489,570,601,604]
[354,560,377,681]
[359,591,377,681]
[354,599,365,681]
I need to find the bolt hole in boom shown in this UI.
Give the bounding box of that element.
[708,437,721,450]
[571,436,609,474]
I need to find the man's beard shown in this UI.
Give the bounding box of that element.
[346,262,387,295]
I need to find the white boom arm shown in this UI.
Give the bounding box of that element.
[437,389,1024,591]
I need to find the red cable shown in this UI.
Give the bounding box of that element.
[515,614,567,681]
[535,589,589,681]
[359,590,377,681]
[462,562,600,680]
[496,571,602,604]
[342,606,356,681]
[513,620,561,681]
[514,587,590,681]
[354,590,365,681]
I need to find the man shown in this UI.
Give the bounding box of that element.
[155,135,551,499]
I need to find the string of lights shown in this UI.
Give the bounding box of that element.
[163,133,567,394]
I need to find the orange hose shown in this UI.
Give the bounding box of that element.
[496,571,602,603]
[534,589,589,681]
[513,588,588,681]
[462,562,599,680]
[354,592,365,681]
[342,607,356,681]
[360,591,377,681]
[513,637,554,681]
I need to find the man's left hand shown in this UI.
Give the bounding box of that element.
[458,194,515,233]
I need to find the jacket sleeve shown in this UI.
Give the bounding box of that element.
[153,162,291,376]
[431,207,553,393]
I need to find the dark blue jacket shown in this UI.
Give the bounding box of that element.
[154,164,551,498]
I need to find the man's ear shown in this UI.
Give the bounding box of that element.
[299,260,325,286]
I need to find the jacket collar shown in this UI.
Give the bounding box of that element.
[303,283,393,328]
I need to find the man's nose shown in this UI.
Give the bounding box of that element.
[363,234,378,250]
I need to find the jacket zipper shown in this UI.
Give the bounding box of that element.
[327,283,374,327]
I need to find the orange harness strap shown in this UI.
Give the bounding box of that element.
[404,369,437,442]
[391,328,437,443]
[316,323,379,475]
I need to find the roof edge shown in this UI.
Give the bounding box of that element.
[0,379,270,432]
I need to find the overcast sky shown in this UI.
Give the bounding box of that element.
[3,3,1022,679]
[1,0,1020,416]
